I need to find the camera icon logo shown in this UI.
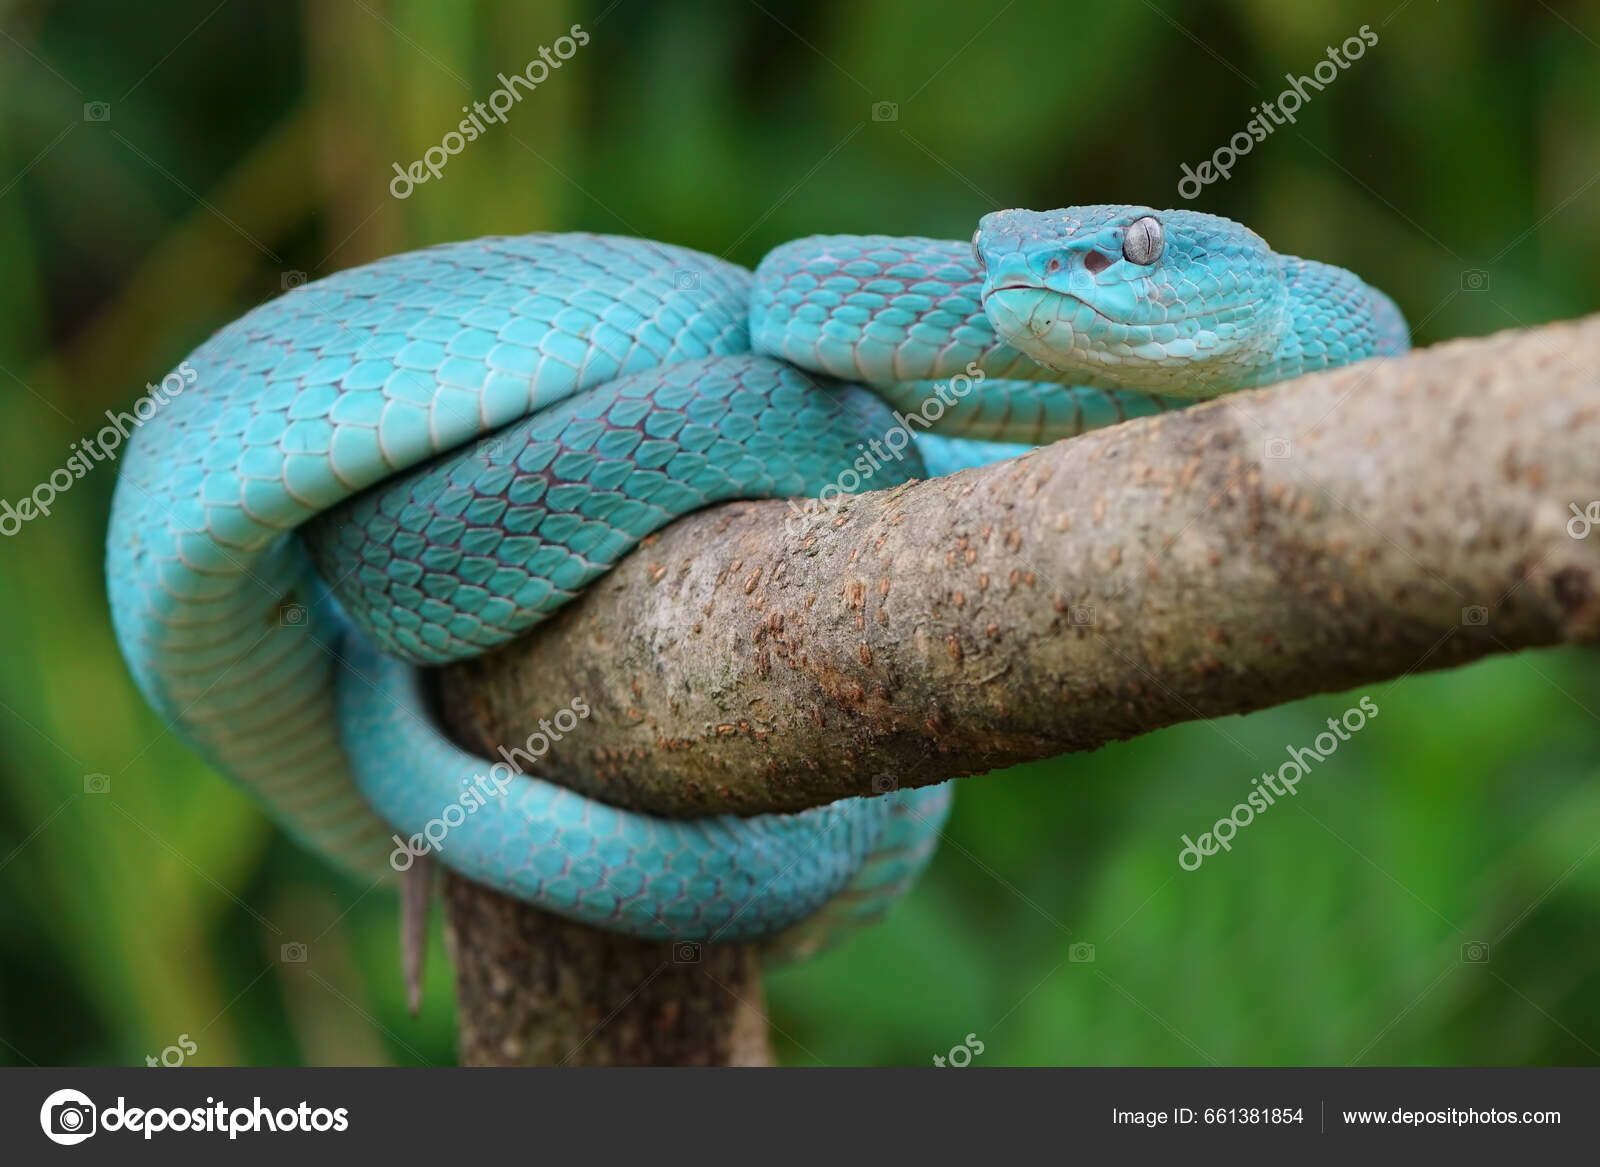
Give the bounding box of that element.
[870,100,899,122]
[475,435,512,463]
[781,498,832,540]
[83,101,111,122]
[83,773,111,794]
[40,1088,96,1145]
[279,602,307,627]
[1461,605,1489,626]
[1068,942,1096,963]
[280,941,308,963]
[870,774,899,794]
[1264,437,1292,460]
[281,270,307,292]
[671,940,702,963]
[1460,269,1491,293]
[1460,941,1490,963]
[673,269,700,291]
[1068,604,1096,628]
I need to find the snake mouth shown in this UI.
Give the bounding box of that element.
[1054,292,1118,324]
[987,284,1220,333]
[985,284,1121,327]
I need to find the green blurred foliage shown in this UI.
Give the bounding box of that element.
[1,0,1597,1067]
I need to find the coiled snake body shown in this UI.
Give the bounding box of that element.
[107,207,1407,950]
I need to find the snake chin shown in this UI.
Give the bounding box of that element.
[983,282,1270,398]
[984,285,1124,377]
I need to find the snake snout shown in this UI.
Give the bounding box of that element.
[983,250,1041,294]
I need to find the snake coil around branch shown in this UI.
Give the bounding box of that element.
[106,206,1409,986]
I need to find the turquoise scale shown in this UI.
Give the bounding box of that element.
[107,210,1407,950]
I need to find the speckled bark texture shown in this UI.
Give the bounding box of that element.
[440,317,1600,817]
[443,870,772,1066]
[437,315,1600,1064]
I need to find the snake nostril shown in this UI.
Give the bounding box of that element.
[1046,257,1062,274]
[1082,251,1114,275]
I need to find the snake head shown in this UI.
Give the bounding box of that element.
[975,206,1287,397]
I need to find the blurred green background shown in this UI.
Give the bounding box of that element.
[2,0,1598,1067]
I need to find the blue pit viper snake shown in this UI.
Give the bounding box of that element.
[106,206,1408,956]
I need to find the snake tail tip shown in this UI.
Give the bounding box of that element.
[401,853,433,1017]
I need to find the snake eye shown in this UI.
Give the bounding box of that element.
[1122,216,1164,265]
[970,227,982,265]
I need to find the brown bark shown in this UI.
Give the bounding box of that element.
[435,315,1600,1064]
[439,316,1600,817]
[442,871,771,1066]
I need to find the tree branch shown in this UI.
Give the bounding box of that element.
[441,871,771,1066]
[435,315,1600,1065]
[438,315,1600,818]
